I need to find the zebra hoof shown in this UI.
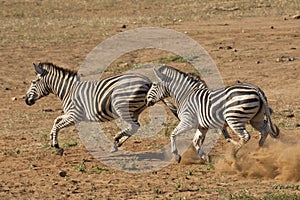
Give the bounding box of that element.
[174,154,181,163]
[203,155,211,163]
[110,146,118,153]
[56,148,64,156]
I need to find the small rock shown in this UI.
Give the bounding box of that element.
[288,56,295,61]
[232,48,237,52]
[256,61,260,64]
[12,97,17,101]
[5,87,11,90]
[42,108,53,112]
[276,57,283,62]
[59,171,67,177]
[292,14,300,19]
[121,24,127,29]
[286,113,295,118]
[270,26,274,29]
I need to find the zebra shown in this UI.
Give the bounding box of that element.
[146,65,279,162]
[25,62,178,155]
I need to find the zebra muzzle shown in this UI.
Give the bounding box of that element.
[146,100,155,107]
[25,95,35,106]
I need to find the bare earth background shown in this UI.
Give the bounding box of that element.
[1,0,300,199]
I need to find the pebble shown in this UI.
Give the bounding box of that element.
[12,97,17,101]
[59,171,67,177]
[276,56,295,62]
[292,14,300,19]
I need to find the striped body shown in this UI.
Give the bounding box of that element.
[146,65,279,161]
[25,63,176,154]
[72,74,150,122]
[184,85,261,130]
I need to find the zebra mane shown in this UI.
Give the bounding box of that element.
[156,65,207,88]
[38,62,78,76]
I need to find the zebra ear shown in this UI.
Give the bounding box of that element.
[153,68,168,82]
[33,63,44,75]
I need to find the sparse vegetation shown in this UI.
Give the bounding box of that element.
[1,0,299,199]
[273,184,300,191]
[87,166,109,174]
[63,140,78,148]
[74,160,87,173]
[262,193,300,200]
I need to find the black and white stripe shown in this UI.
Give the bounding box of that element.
[146,65,279,162]
[25,62,177,154]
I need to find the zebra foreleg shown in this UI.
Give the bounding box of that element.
[171,122,193,163]
[50,115,75,155]
[171,131,181,163]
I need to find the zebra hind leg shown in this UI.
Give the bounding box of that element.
[222,127,238,145]
[250,119,268,147]
[193,128,209,161]
[230,127,251,158]
[111,122,140,153]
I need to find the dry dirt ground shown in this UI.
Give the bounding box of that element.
[1,0,300,199]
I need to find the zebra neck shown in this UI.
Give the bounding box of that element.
[50,74,79,106]
[168,81,199,104]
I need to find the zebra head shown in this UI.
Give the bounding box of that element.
[146,82,169,106]
[25,63,50,106]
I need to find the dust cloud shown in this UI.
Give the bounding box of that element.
[215,134,300,182]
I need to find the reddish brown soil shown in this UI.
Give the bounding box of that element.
[1,1,299,199]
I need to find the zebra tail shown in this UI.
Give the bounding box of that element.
[162,99,179,119]
[256,87,280,138]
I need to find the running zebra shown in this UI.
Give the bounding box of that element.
[25,62,177,155]
[146,65,279,162]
